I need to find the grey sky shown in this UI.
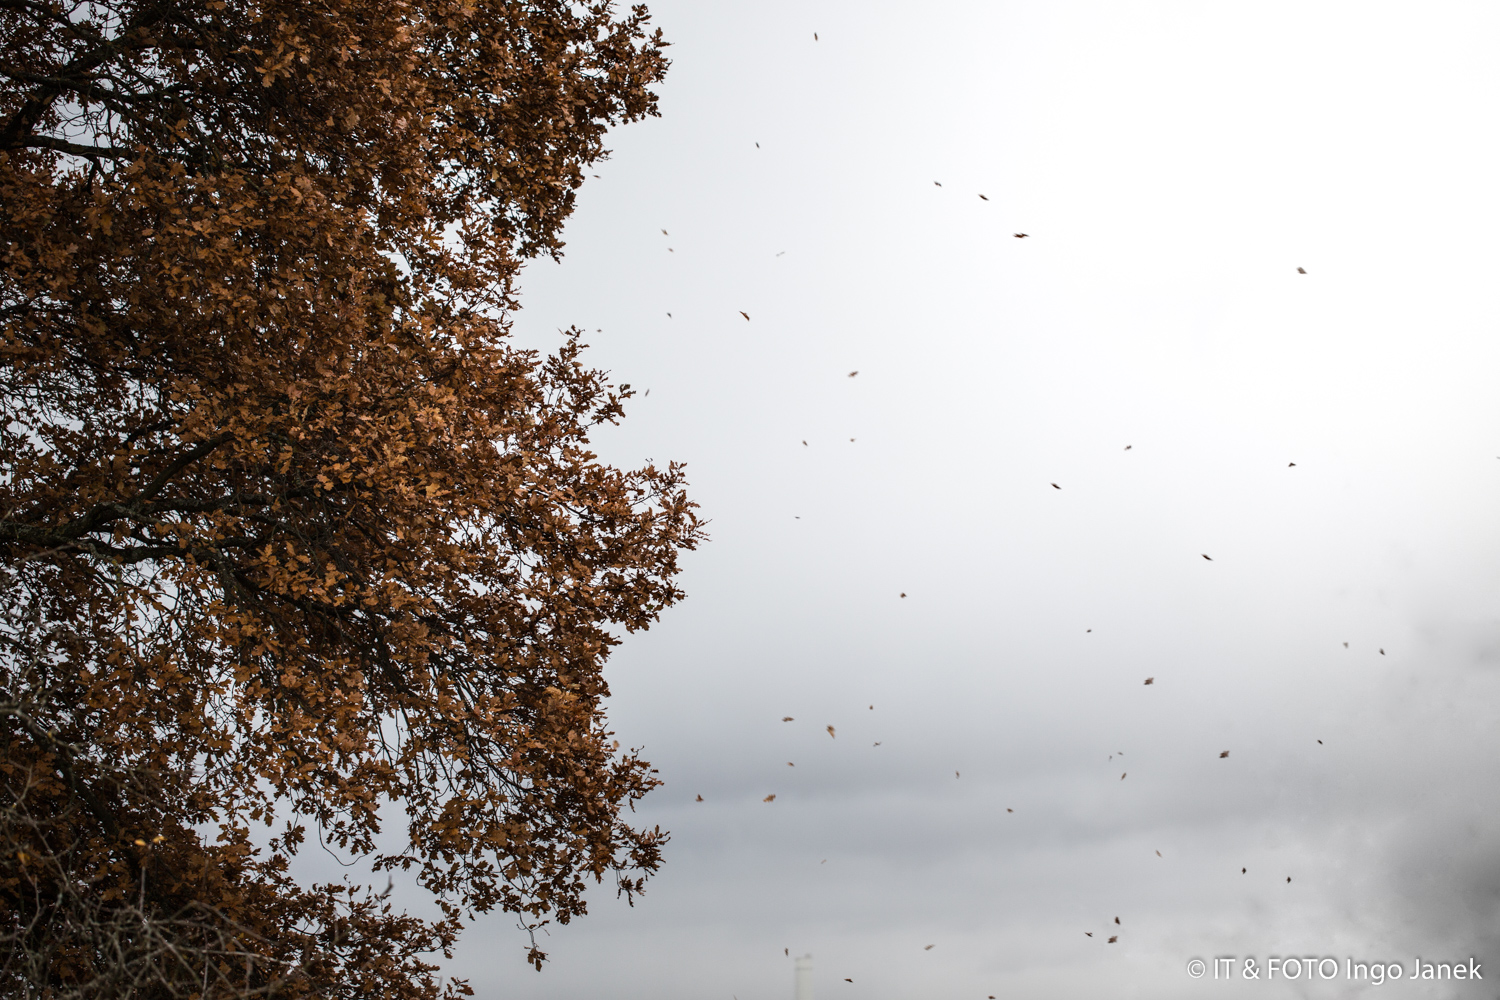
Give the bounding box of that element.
[434,1,1500,996]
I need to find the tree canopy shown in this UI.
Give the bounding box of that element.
[0,1,698,996]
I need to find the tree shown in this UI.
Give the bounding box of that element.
[0,2,698,996]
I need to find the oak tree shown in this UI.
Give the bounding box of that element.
[0,1,698,996]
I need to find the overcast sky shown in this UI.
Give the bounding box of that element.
[438,1,1500,996]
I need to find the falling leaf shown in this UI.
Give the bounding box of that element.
[1156,850,1162,857]
[1242,867,1247,873]
[1120,773,1127,780]
[1297,267,1306,274]
[826,725,835,739]
[1085,932,1092,937]
[1317,739,1322,744]
[1287,877,1292,883]
[1124,444,1132,450]
[978,194,988,200]
[900,592,906,598]
[1014,233,1028,238]
[695,794,703,802]
[1379,648,1385,655]
[1219,751,1230,758]
[924,944,934,950]
[1114,917,1120,925]
[1108,936,1118,944]
[661,229,668,235]
[955,771,960,778]
[782,717,794,722]
[739,311,750,321]
[1007,808,1013,813]
[787,762,795,766]
[1143,677,1154,685]
[763,794,776,803]
[1202,553,1213,561]
[848,370,858,377]
[1051,483,1061,489]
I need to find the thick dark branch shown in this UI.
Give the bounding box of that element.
[135,432,234,503]
[3,67,193,109]
[4,135,134,159]
[0,523,211,566]
[0,1,174,150]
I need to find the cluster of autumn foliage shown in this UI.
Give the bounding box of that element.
[0,1,698,996]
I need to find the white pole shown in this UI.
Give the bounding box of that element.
[794,954,813,1000]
